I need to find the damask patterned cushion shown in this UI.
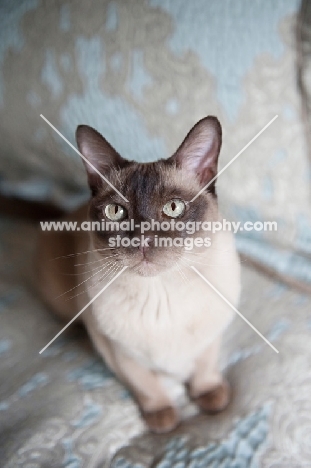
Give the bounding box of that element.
[1,4,311,465]
[1,216,310,467]
[1,0,310,289]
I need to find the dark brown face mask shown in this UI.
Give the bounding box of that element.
[75,116,222,276]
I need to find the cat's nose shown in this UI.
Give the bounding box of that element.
[139,236,153,256]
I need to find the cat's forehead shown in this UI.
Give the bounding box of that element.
[125,162,165,196]
[121,161,200,201]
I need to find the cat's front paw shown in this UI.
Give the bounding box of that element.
[141,406,179,433]
[193,380,231,414]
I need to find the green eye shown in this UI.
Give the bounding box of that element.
[105,204,127,221]
[163,199,185,218]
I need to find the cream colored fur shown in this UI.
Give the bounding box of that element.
[38,199,240,414]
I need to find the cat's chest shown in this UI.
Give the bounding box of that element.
[88,272,233,376]
[91,276,203,335]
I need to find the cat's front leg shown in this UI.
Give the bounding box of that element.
[187,337,231,413]
[112,348,180,433]
[84,317,179,433]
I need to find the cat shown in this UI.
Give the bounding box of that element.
[37,116,241,433]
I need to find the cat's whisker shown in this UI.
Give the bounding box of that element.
[74,258,117,274]
[55,263,111,299]
[180,263,189,281]
[105,263,120,280]
[175,264,188,286]
[52,247,116,260]
[182,246,236,254]
[182,255,246,267]
[175,266,184,284]
[65,261,119,301]
[90,262,121,290]
[74,254,118,267]
[60,258,117,276]
[102,262,120,279]
[170,254,189,285]
[182,255,223,267]
[181,250,205,256]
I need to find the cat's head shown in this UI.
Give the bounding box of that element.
[76,117,222,276]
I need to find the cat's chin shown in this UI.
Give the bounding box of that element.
[131,259,163,277]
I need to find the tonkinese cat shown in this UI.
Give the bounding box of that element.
[37,116,241,433]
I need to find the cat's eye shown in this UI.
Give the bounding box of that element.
[104,204,127,221]
[163,199,185,218]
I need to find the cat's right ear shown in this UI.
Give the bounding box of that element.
[169,116,222,193]
[76,125,125,195]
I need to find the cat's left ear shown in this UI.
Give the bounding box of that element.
[76,125,126,195]
[171,116,222,191]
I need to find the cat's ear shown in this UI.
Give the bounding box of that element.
[171,116,222,191]
[76,125,125,195]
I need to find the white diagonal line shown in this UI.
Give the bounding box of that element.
[39,266,128,354]
[191,266,279,353]
[190,115,278,202]
[40,114,129,203]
